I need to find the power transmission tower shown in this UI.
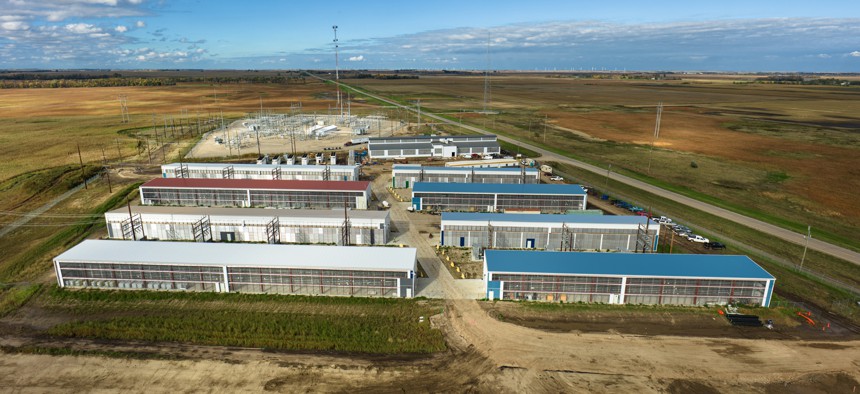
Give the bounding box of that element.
[647,102,663,174]
[118,95,130,123]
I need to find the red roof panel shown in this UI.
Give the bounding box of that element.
[141,178,370,191]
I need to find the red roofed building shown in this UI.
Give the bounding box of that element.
[140,178,372,209]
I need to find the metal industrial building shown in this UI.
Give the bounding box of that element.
[139,178,372,209]
[391,164,539,188]
[54,240,416,298]
[440,212,658,252]
[161,162,360,181]
[368,135,500,159]
[105,206,389,245]
[484,250,775,306]
[411,182,587,213]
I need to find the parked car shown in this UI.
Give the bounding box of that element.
[687,235,710,243]
[636,211,652,218]
[704,242,726,250]
[549,176,564,181]
[657,216,673,224]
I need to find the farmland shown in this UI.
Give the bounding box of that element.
[0,78,352,182]
[347,74,860,251]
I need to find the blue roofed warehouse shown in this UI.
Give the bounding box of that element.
[484,250,775,307]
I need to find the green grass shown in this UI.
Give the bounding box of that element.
[475,122,858,252]
[516,300,720,314]
[43,287,446,354]
[0,284,41,317]
[552,161,860,325]
[0,182,142,282]
[0,164,101,209]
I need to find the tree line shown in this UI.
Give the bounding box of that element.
[0,74,308,89]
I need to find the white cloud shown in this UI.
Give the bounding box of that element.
[850,51,860,57]
[65,23,101,34]
[817,53,831,58]
[135,20,146,28]
[115,25,128,33]
[448,34,474,40]
[348,55,364,61]
[1,21,29,31]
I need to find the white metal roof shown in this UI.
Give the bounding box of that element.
[55,240,416,272]
[106,206,389,223]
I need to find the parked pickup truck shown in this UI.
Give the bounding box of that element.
[704,241,726,250]
[687,235,710,243]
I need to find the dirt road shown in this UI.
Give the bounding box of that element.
[316,74,860,267]
[374,170,860,392]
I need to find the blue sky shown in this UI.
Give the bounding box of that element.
[1,0,859,71]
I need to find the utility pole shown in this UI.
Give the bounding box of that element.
[417,99,421,126]
[127,200,137,240]
[669,229,675,254]
[101,147,112,193]
[77,143,87,189]
[799,225,812,271]
[256,96,263,157]
[543,114,548,143]
[115,138,123,162]
[647,102,663,174]
[604,164,612,192]
[146,139,152,164]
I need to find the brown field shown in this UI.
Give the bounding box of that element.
[0,80,375,182]
[348,75,860,245]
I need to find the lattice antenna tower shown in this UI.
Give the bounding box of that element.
[483,32,491,113]
[333,25,341,115]
[118,95,130,123]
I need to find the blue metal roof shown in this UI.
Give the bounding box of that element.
[442,212,657,226]
[413,182,585,195]
[393,164,537,173]
[485,250,775,280]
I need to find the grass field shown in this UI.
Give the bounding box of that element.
[40,287,446,354]
[0,80,360,182]
[348,75,860,252]
[549,161,860,326]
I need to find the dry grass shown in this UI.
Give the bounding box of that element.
[0,81,369,182]
[349,75,860,247]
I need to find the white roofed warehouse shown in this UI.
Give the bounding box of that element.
[411,182,587,213]
[391,164,539,188]
[54,240,417,298]
[368,135,500,159]
[139,178,372,210]
[484,250,775,306]
[441,212,658,252]
[105,206,390,245]
[161,162,361,181]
